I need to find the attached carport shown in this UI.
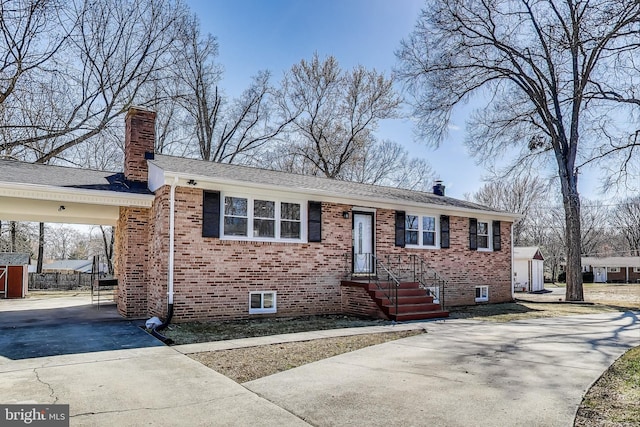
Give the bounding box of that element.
[0,159,154,317]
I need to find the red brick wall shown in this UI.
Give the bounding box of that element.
[124,108,155,182]
[341,283,388,319]
[143,187,513,321]
[374,213,513,306]
[115,206,151,317]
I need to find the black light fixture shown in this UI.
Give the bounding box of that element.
[187,179,197,186]
[58,205,65,211]
[342,211,350,219]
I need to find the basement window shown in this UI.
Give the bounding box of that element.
[475,286,489,302]
[249,291,277,314]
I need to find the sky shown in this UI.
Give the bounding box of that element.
[185,0,607,201]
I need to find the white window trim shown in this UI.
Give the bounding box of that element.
[405,213,439,249]
[249,291,277,314]
[476,220,492,252]
[221,192,307,243]
[475,285,489,302]
[633,267,640,273]
[607,267,621,273]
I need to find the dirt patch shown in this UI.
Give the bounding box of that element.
[189,330,422,383]
[575,346,640,426]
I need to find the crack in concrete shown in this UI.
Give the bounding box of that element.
[33,368,58,404]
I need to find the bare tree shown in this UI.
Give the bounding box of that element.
[611,196,640,256]
[469,175,549,245]
[342,139,435,191]
[171,17,291,163]
[0,0,188,164]
[278,53,402,178]
[397,1,640,301]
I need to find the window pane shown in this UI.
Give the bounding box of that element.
[423,216,435,232]
[406,215,418,231]
[478,235,488,249]
[224,217,247,236]
[224,197,247,216]
[281,221,301,238]
[263,293,273,308]
[477,222,488,235]
[254,200,275,218]
[423,231,435,246]
[250,293,262,309]
[281,203,300,220]
[254,219,275,237]
[406,230,418,245]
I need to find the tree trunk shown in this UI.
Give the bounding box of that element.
[10,221,17,252]
[36,222,45,273]
[561,178,584,301]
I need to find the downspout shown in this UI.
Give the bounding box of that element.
[511,221,516,301]
[151,176,178,341]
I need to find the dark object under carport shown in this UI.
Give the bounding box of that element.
[0,253,29,298]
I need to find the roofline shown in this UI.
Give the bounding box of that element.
[154,169,522,221]
[0,181,154,208]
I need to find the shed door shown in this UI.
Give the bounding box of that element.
[7,266,24,298]
[353,212,374,274]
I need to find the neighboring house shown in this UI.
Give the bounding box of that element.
[41,259,108,274]
[0,108,520,322]
[581,257,640,283]
[513,247,545,292]
[0,253,29,298]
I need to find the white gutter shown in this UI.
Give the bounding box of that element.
[168,176,178,305]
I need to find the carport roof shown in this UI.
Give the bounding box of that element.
[0,159,150,194]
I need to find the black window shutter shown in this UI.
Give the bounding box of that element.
[493,220,501,251]
[395,211,406,247]
[469,218,478,250]
[440,215,450,249]
[308,201,322,242]
[202,191,220,238]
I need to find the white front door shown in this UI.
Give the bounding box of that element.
[353,213,374,274]
[594,267,607,283]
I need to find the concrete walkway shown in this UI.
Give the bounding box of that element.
[0,311,637,426]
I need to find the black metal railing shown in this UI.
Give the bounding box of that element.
[343,252,447,312]
[409,254,447,308]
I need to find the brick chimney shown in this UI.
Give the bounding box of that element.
[433,180,445,196]
[124,107,156,182]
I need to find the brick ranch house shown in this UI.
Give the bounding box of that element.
[0,107,520,322]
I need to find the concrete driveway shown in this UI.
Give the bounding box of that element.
[0,310,637,426]
[245,311,640,427]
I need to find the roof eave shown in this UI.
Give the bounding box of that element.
[0,181,154,207]
[157,170,522,221]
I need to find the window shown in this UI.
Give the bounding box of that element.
[475,286,489,302]
[222,195,303,241]
[406,215,419,245]
[249,291,277,314]
[607,267,620,273]
[253,200,275,237]
[405,214,438,247]
[477,221,489,249]
[280,202,301,238]
[634,267,640,273]
[224,196,248,236]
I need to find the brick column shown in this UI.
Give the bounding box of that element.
[115,206,151,317]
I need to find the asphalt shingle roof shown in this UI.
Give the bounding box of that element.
[0,159,150,194]
[149,154,509,214]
